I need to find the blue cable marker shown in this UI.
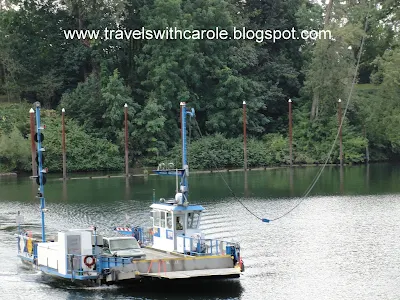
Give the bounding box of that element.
[262,218,270,223]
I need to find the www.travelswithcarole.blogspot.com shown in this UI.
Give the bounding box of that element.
[64,27,332,43]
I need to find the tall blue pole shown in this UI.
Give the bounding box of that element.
[181,102,187,168]
[35,102,46,242]
[180,102,194,204]
[180,102,187,202]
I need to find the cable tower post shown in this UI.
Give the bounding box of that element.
[180,102,195,204]
[288,99,293,167]
[34,102,47,242]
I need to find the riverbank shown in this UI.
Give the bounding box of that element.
[0,161,378,180]
[8,163,354,181]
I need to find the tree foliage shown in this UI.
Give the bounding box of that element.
[0,0,399,173]
[0,126,30,171]
[0,103,123,172]
[42,112,123,172]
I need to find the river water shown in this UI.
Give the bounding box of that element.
[1,163,400,300]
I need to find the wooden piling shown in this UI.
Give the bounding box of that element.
[62,108,67,180]
[338,99,343,166]
[124,103,129,176]
[288,99,293,167]
[243,101,247,171]
[30,108,37,177]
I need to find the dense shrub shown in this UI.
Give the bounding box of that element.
[0,104,123,172]
[159,133,289,170]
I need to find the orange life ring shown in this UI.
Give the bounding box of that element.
[83,255,96,268]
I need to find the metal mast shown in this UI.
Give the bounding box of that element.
[179,102,195,204]
[34,102,47,242]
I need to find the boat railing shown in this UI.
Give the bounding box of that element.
[179,235,238,256]
[138,227,153,246]
[98,255,135,269]
[65,254,133,272]
[66,254,87,276]
[114,226,153,246]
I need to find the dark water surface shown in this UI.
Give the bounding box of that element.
[1,163,400,300]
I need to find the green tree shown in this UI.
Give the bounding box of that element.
[0,1,80,106]
[244,0,309,132]
[0,126,30,172]
[41,111,124,172]
[60,68,139,144]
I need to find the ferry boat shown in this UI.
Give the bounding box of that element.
[16,101,244,285]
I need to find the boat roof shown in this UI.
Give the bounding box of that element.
[150,203,204,212]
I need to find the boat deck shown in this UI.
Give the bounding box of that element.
[141,248,183,260]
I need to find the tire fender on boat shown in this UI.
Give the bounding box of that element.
[84,255,96,268]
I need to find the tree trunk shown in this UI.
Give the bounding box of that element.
[311,90,319,120]
[324,0,334,26]
[76,4,89,80]
[0,62,4,87]
[311,0,333,120]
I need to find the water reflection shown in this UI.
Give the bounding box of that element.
[340,166,344,195]
[46,277,243,300]
[31,179,37,203]
[115,279,244,300]
[366,163,370,194]
[6,163,400,206]
[244,170,248,197]
[62,180,67,202]
[125,177,130,200]
[289,167,294,197]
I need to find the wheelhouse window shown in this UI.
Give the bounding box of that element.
[161,211,166,228]
[153,210,161,227]
[166,212,172,229]
[187,212,200,229]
